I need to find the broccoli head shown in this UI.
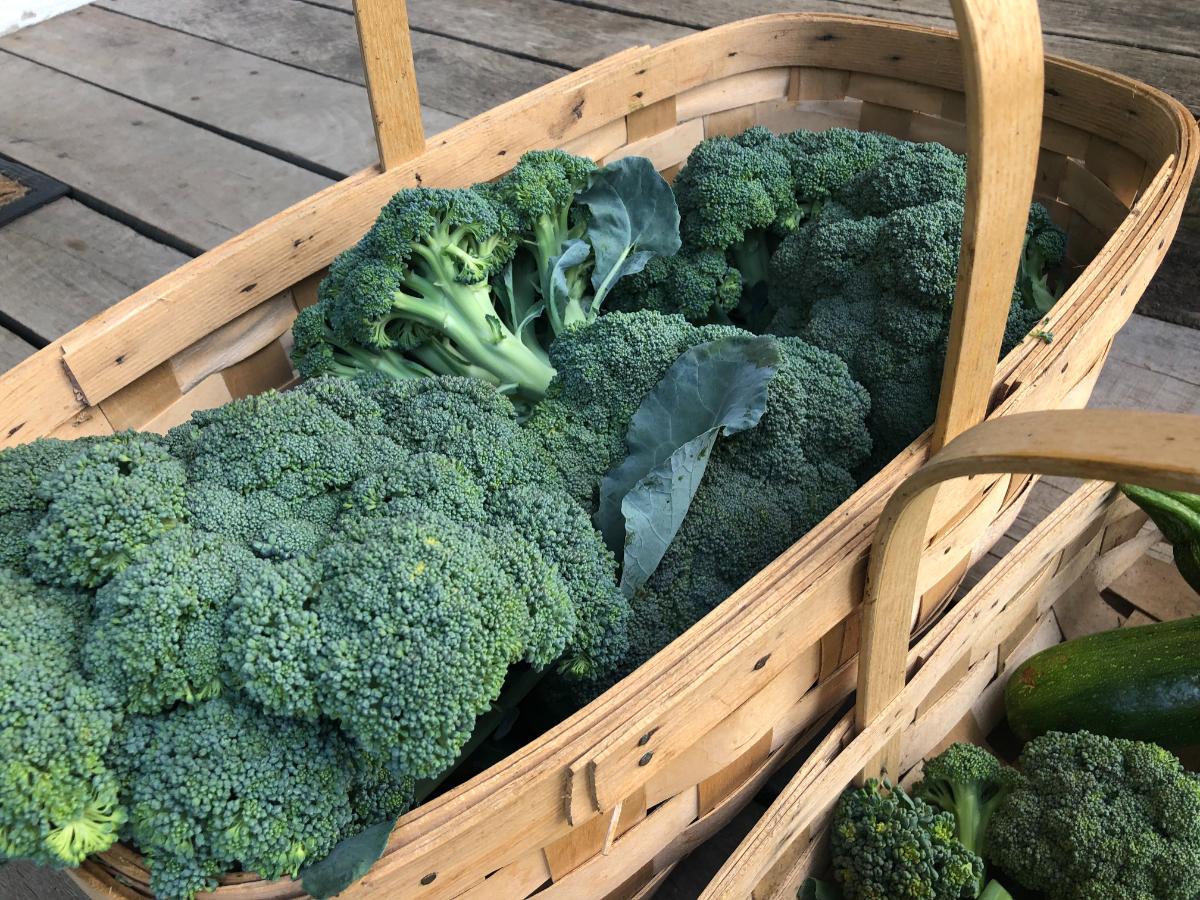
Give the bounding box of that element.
[915,743,1019,868]
[607,248,743,322]
[28,433,187,588]
[115,697,355,898]
[831,778,983,900]
[0,569,125,867]
[986,730,1200,900]
[293,187,555,403]
[83,527,256,714]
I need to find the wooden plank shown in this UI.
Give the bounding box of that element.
[0,198,187,342]
[0,863,87,900]
[582,0,1200,114]
[0,5,452,176]
[96,0,565,119]
[353,0,426,170]
[0,53,330,253]
[820,0,1200,60]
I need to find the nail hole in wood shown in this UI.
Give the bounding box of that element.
[753,654,770,671]
[420,873,437,886]
[639,751,654,766]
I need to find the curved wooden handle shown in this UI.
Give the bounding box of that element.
[353,0,426,169]
[857,409,1200,779]
[932,0,1045,451]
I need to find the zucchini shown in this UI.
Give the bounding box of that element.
[1005,615,1200,747]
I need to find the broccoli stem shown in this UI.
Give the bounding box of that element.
[392,256,556,401]
[730,231,772,292]
[978,880,1013,900]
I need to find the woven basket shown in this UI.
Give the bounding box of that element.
[703,408,1200,898]
[10,0,1187,897]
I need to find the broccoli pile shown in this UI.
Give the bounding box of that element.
[0,375,628,897]
[293,149,680,407]
[525,310,871,692]
[987,730,1200,899]
[611,126,1066,467]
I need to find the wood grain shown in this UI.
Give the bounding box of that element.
[0,198,187,341]
[95,0,564,119]
[0,53,331,253]
[0,6,429,177]
[353,0,426,169]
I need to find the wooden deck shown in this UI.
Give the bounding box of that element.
[0,1,1196,897]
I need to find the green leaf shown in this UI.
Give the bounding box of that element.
[577,156,681,311]
[799,877,843,900]
[596,335,781,595]
[301,818,395,900]
[548,238,593,329]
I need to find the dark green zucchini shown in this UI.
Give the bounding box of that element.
[1005,615,1200,747]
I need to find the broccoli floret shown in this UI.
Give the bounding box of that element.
[312,514,533,778]
[487,149,597,334]
[673,126,801,297]
[831,779,983,900]
[343,450,487,524]
[347,753,415,831]
[915,743,1019,875]
[368,375,563,494]
[0,437,104,572]
[778,127,895,207]
[768,149,1064,468]
[607,248,743,322]
[228,554,326,721]
[487,482,629,678]
[293,187,555,403]
[83,527,256,713]
[116,697,355,899]
[28,434,187,588]
[167,382,398,505]
[0,569,125,867]
[986,730,1200,900]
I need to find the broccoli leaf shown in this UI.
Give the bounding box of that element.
[596,335,781,595]
[548,238,593,329]
[301,817,395,900]
[577,156,681,311]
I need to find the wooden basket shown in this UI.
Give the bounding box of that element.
[702,408,1200,898]
[19,0,1189,897]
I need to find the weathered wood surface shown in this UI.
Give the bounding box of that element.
[0,197,189,342]
[0,53,331,254]
[1,5,459,177]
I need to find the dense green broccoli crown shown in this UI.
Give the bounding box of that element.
[526,311,869,696]
[0,570,124,867]
[488,483,629,677]
[116,697,355,898]
[777,127,895,206]
[28,434,187,588]
[83,528,255,714]
[292,186,555,402]
[312,513,531,778]
[986,730,1200,900]
[608,249,743,322]
[832,779,983,900]
[0,437,101,572]
[915,743,1019,863]
[672,126,800,299]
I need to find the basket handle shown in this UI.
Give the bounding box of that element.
[857,409,1200,780]
[931,0,1045,452]
[353,0,426,169]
